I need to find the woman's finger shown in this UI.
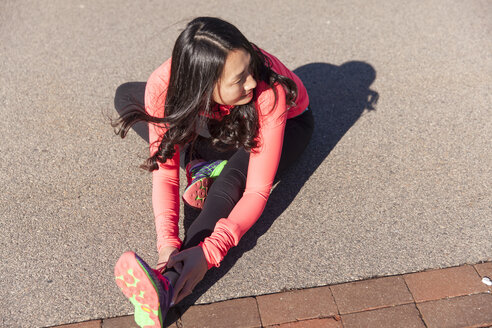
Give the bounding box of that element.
[171,268,191,303]
[176,276,202,304]
[167,252,182,267]
[172,261,184,274]
[156,261,167,273]
[175,287,191,304]
[175,279,195,304]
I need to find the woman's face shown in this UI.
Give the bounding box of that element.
[213,49,257,106]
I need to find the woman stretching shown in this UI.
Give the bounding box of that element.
[113,16,314,328]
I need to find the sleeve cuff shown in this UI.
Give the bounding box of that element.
[198,218,243,269]
[199,241,217,270]
[157,238,182,253]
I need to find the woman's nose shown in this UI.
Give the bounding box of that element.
[245,74,257,91]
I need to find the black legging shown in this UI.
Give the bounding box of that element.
[180,108,314,250]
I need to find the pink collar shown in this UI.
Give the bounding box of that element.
[201,103,234,121]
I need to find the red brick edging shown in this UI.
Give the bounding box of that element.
[51,261,492,328]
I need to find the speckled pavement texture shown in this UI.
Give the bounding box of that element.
[1,1,490,327]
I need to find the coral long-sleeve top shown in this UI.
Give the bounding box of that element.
[145,48,309,269]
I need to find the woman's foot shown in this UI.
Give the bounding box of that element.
[183,159,227,209]
[114,251,173,328]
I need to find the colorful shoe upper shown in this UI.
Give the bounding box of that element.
[186,159,227,185]
[183,159,227,209]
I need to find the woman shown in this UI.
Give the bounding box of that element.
[114,16,314,328]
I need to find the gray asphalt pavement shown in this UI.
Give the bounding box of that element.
[1,1,491,327]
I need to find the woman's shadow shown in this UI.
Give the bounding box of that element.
[114,61,378,326]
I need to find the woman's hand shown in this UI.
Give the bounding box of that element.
[167,246,208,304]
[156,246,179,273]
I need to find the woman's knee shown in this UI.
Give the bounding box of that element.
[206,150,249,205]
[114,82,146,113]
[208,167,247,204]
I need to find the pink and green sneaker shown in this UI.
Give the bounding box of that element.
[183,159,227,209]
[114,251,173,328]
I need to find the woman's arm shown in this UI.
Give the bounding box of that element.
[145,59,183,252]
[151,155,182,252]
[199,83,288,268]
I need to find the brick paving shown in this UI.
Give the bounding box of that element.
[50,261,492,328]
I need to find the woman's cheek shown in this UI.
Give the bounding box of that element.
[228,87,242,103]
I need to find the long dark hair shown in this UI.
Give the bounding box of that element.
[114,17,297,171]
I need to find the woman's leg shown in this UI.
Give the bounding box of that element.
[163,144,248,284]
[276,109,315,176]
[180,108,314,251]
[114,82,149,142]
[182,147,250,248]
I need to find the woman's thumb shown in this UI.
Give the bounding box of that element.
[167,251,183,266]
